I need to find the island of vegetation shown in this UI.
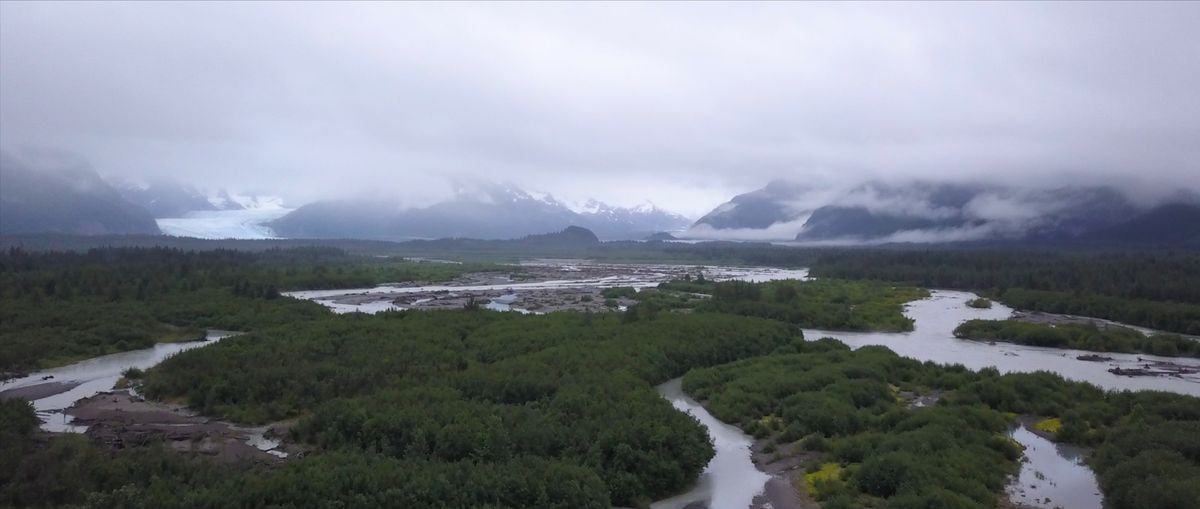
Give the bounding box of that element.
[647,277,928,332]
[954,319,1200,358]
[965,297,992,309]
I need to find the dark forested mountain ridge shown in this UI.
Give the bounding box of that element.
[0,151,160,236]
[1083,203,1200,246]
[692,179,812,230]
[689,179,1194,246]
[793,184,1140,243]
[519,225,600,245]
[797,205,963,241]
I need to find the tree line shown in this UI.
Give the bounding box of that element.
[0,247,500,373]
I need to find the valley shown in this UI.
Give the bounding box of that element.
[4,244,1195,506]
[4,3,1198,508]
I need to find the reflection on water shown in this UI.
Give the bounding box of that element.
[1008,426,1102,509]
[653,379,769,509]
[804,290,1200,397]
[0,331,236,432]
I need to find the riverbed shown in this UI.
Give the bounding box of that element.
[1007,425,1103,509]
[0,330,239,432]
[803,290,1200,397]
[286,262,810,315]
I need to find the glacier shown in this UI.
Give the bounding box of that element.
[157,208,293,239]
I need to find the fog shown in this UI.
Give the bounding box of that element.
[2,2,1198,217]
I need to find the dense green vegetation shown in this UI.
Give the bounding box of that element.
[684,341,1020,509]
[951,372,1200,509]
[810,249,1200,334]
[1,232,824,265]
[954,319,1200,357]
[143,311,796,505]
[1,399,609,509]
[683,341,1200,509]
[0,247,501,372]
[3,309,798,507]
[655,278,928,331]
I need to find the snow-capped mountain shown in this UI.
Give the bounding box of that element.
[206,189,287,211]
[269,183,691,241]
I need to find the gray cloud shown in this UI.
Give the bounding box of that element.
[2,2,1198,217]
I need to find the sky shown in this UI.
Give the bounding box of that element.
[1,2,1198,217]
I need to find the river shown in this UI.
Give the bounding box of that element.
[1007,425,1103,509]
[803,290,1200,397]
[0,330,237,432]
[652,378,770,509]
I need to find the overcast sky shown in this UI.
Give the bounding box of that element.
[2,2,1198,216]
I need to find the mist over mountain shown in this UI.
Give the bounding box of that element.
[268,183,690,241]
[114,178,222,218]
[0,151,159,236]
[686,179,1197,246]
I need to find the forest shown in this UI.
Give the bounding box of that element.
[809,249,1200,334]
[0,247,500,372]
[954,319,1200,357]
[652,278,928,331]
[5,308,800,507]
[683,340,1200,509]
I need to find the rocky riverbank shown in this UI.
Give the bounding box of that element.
[65,390,299,463]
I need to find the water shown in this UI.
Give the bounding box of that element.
[242,426,289,458]
[1007,426,1103,509]
[0,330,237,432]
[652,379,770,509]
[804,290,1200,397]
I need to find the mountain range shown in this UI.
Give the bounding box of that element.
[687,180,1200,246]
[1,152,1196,247]
[267,183,692,241]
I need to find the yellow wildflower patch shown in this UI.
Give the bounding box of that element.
[1034,417,1062,434]
[804,463,843,498]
